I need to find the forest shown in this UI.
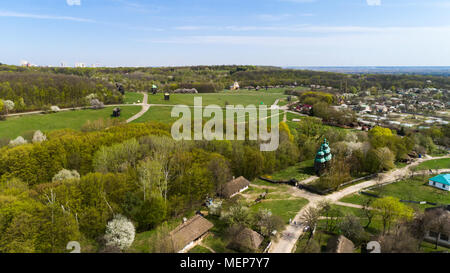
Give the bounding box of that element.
[0,71,122,113]
[0,110,444,252]
[1,64,449,114]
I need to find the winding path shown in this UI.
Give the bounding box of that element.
[126,92,149,123]
[268,154,450,253]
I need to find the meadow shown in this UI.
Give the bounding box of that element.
[0,106,141,140]
[340,175,450,210]
[147,91,287,107]
[123,92,144,104]
[412,158,450,171]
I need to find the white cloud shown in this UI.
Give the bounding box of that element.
[0,10,93,22]
[366,0,381,6]
[66,0,81,6]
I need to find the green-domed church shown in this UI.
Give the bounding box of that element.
[314,138,332,175]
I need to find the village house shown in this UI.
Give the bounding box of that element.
[326,235,355,253]
[428,174,450,191]
[169,215,214,253]
[219,176,250,199]
[227,227,264,252]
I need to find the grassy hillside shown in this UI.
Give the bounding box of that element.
[0,106,141,140]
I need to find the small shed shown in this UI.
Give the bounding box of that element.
[169,215,214,253]
[227,227,264,252]
[112,107,121,117]
[326,235,355,253]
[428,174,450,191]
[219,176,250,199]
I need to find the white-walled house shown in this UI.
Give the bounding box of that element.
[428,174,450,191]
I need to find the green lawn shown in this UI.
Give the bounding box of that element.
[188,245,213,253]
[320,204,364,217]
[133,105,284,125]
[340,175,450,210]
[147,91,286,107]
[412,158,450,171]
[0,106,142,140]
[202,216,237,253]
[249,198,309,223]
[123,92,144,104]
[295,231,334,253]
[269,160,315,181]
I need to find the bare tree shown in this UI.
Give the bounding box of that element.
[301,206,321,240]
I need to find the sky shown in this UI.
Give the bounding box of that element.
[1,0,450,67]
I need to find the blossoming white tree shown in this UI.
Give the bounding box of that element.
[32,130,47,143]
[9,136,27,147]
[50,106,61,112]
[52,169,80,182]
[104,214,135,251]
[4,100,14,114]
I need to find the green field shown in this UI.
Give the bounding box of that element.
[269,160,315,181]
[188,245,213,253]
[340,175,450,210]
[412,158,450,171]
[249,199,309,223]
[123,92,144,104]
[147,91,286,107]
[0,106,142,140]
[133,105,284,125]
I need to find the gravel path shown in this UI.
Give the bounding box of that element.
[126,92,149,123]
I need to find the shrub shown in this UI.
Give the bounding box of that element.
[32,130,47,143]
[90,99,105,109]
[50,106,61,112]
[104,214,136,251]
[52,169,80,182]
[9,136,27,147]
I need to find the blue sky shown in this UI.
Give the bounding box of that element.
[1,0,450,67]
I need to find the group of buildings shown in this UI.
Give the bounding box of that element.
[335,87,449,130]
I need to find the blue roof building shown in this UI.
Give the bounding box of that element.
[428,174,450,191]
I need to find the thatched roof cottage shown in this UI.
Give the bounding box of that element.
[169,215,214,253]
[228,227,264,252]
[326,235,355,253]
[220,176,250,199]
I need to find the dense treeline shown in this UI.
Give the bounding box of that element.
[1,64,448,106]
[0,114,446,252]
[0,71,122,113]
[0,120,301,252]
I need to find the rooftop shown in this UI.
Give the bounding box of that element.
[430,174,450,186]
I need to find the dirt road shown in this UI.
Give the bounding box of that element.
[269,155,450,253]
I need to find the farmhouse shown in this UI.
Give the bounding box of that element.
[428,174,450,191]
[169,215,214,253]
[227,227,264,252]
[219,176,250,198]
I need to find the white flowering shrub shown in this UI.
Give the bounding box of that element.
[9,136,27,147]
[86,93,98,101]
[52,169,80,182]
[32,130,47,143]
[4,100,15,111]
[104,214,135,251]
[90,99,105,110]
[50,106,61,112]
[209,201,223,216]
